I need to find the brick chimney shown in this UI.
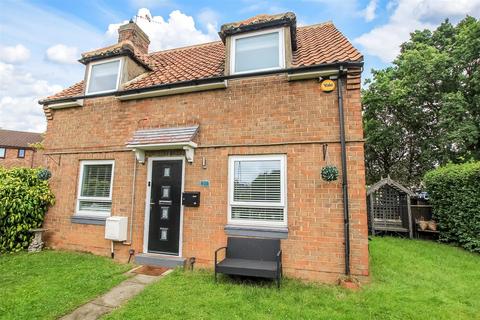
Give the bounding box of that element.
[118,21,150,54]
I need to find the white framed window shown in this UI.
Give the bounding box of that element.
[76,160,115,216]
[85,58,122,95]
[0,147,5,158]
[228,155,287,227]
[230,28,285,75]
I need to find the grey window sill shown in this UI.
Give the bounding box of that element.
[224,224,288,239]
[71,215,107,225]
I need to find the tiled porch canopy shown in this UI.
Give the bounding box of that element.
[126,125,199,163]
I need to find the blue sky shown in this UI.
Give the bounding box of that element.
[1,0,479,132]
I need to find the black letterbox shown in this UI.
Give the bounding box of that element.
[182,192,200,207]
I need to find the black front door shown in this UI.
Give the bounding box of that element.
[148,160,183,255]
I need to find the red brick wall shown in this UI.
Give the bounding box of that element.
[42,74,368,283]
[0,147,44,168]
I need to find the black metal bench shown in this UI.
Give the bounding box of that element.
[214,237,282,288]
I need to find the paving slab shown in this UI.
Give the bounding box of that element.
[60,303,112,320]
[60,267,170,319]
[129,274,162,285]
[91,280,146,308]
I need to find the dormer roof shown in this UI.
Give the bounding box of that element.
[219,12,297,50]
[78,41,153,70]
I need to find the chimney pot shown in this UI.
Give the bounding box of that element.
[118,22,150,55]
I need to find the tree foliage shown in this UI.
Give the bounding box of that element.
[0,168,55,253]
[363,16,480,185]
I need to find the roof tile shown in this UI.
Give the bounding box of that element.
[0,129,43,148]
[42,22,362,102]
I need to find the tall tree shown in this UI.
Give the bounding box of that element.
[362,16,480,186]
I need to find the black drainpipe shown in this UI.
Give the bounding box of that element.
[337,66,351,276]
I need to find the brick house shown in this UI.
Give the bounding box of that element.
[0,129,43,168]
[39,12,368,283]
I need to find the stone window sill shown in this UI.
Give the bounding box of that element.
[71,215,107,226]
[224,224,288,239]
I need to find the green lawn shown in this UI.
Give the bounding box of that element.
[0,250,131,320]
[104,237,480,320]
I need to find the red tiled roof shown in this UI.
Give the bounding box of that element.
[46,81,84,100]
[0,129,43,148]
[126,125,199,146]
[42,22,362,103]
[293,22,362,67]
[124,41,225,90]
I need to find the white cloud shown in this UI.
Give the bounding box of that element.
[107,8,219,52]
[0,0,104,132]
[386,1,397,12]
[355,0,480,62]
[0,44,31,64]
[0,0,104,82]
[46,44,79,64]
[0,62,62,132]
[197,8,220,35]
[362,0,378,22]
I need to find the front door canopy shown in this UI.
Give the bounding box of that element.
[126,125,199,163]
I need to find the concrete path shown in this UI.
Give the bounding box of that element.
[61,269,171,320]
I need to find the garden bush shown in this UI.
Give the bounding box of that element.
[0,167,55,253]
[424,162,480,252]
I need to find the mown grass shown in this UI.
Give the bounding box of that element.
[104,237,480,320]
[0,250,131,320]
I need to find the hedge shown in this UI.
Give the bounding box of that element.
[0,168,55,253]
[424,162,480,253]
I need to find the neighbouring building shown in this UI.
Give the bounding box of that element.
[0,129,43,168]
[39,12,368,283]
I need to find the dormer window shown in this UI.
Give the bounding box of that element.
[230,28,285,75]
[86,58,122,95]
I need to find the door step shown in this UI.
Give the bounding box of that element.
[135,253,186,268]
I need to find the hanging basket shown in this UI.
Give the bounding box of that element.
[37,168,52,181]
[321,165,339,182]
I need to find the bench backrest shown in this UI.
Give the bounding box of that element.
[227,237,280,261]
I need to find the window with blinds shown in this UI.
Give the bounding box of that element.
[76,160,114,216]
[229,155,286,226]
[230,28,285,75]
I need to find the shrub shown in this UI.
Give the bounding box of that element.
[424,162,480,252]
[0,168,55,253]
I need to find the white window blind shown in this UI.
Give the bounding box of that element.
[76,161,114,216]
[87,59,121,94]
[229,155,286,226]
[231,28,284,74]
[233,160,281,202]
[231,207,284,221]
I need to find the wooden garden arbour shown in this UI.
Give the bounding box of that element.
[367,177,414,238]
